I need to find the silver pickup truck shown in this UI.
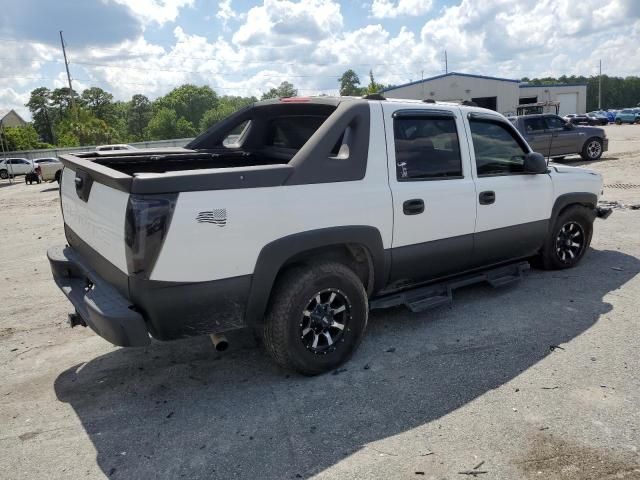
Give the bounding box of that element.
[509,114,608,161]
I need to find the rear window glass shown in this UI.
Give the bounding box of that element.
[266,115,328,149]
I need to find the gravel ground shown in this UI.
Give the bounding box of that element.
[1,125,639,480]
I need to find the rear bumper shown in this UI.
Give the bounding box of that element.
[48,245,150,347]
[49,242,252,345]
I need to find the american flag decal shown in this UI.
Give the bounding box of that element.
[196,209,227,226]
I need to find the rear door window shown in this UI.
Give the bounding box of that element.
[394,116,463,180]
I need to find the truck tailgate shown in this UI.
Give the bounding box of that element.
[60,166,130,274]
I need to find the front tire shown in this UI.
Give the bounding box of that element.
[263,261,368,375]
[536,205,594,270]
[0,170,8,180]
[581,137,603,161]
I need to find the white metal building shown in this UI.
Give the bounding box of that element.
[382,72,587,116]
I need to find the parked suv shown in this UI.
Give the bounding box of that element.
[510,114,608,161]
[615,109,639,125]
[0,158,33,179]
[48,97,610,374]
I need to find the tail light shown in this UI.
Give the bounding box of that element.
[124,194,178,279]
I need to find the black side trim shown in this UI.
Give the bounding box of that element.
[128,275,252,340]
[245,226,387,325]
[472,220,549,267]
[388,234,474,287]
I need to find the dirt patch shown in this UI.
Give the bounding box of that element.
[0,327,15,340]
[518,432,640,479]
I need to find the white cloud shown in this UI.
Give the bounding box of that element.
[217,0,239,24]
[111,0,195,25]
[233,0,343,46]
[2,0,640,118]
[370,0,433,18]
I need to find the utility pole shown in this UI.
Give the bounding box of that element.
[59,31,75,110]
[421,70,424,98]
[598,59,602,110]
[445,50,448,74]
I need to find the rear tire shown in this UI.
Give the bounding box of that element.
[55,171,61,184]
[263,261,368,375]
[581,137,603,161]
[535,205,594,270]
[615,119,622,125]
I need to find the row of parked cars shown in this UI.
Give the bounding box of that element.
[0,157,63,183]
[563,108,640,126]
[0,144,137,184]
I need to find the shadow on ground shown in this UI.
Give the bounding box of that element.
[54,249,639,479]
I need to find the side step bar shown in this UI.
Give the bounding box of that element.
[370,261,530,313]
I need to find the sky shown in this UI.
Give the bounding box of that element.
[1,0,639,119]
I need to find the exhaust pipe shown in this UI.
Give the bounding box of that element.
[209,333,229,352]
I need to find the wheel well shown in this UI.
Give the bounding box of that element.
[277,244,374,295]
[557,202,595,221]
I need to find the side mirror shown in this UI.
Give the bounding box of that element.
[563,122,574,130]
[524,152,547,174]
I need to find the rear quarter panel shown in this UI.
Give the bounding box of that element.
[151,102,394,283]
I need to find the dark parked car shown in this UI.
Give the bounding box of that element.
[510,114,608,161]
[563,114,591,125]
[586,112,608,125]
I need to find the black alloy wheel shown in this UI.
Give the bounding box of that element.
[300,288,351,355]
[554,221,586,264]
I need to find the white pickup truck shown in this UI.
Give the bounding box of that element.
[48,96,611,374]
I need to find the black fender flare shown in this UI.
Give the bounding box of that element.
[549,192,598,232]
[244,226,388,325]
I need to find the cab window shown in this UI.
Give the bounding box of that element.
[523,117,546,133]
[469,120,528,176]
[545,116,565,130]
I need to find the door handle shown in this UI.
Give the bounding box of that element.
[479,191,495,205]
[403,199,425,215]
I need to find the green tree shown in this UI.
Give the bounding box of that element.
[50,87,82,115]
[261,81,298,100]
[365,70,385,95]
[55,107,118,146]
[0,125,51,151]
[154,85,218,128]
[199,96,256,131]
[127,94,153,141]
[338,69,364,96]
[145,108,197,140]
[81,87,115,121]
[25,87,55,144]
